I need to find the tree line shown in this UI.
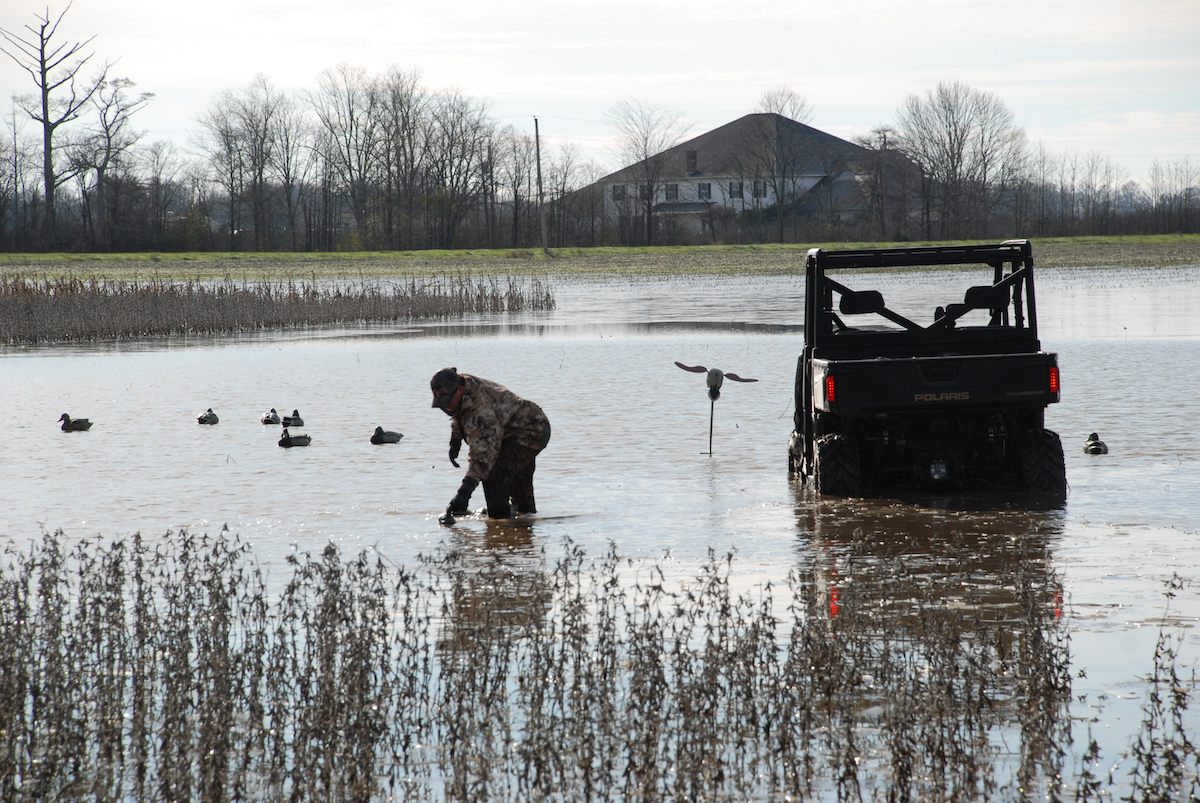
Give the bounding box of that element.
[852,81,1199,244]
[1,6,1196,253]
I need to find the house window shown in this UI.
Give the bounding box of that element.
[612,184,626,201]
[752,180,767,198]
[637,184,650,201]
[665,183,678,201]
[729,181,743,199]
[697,182,711,200]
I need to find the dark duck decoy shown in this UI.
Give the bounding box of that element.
[198,408,219,425]
[59,413,93,431]
[370,426,404,444]
[282,409,304,427]
[279,428,312,448]
[1083,432,1108,454]
[261,408,280,425]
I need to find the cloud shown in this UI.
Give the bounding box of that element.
[2,0,1196,181]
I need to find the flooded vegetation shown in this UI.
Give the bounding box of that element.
[0,274,554,344]
[0,527,1155,801]
[3,526,1197,801]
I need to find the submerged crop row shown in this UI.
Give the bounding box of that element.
[0,529,1195,801]
[0,274,555,345]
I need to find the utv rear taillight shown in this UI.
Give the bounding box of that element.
[1048,366,1060,395]
[825,376,836,403]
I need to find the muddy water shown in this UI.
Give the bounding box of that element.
[3,263,1200,783]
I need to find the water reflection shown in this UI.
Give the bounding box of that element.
[790,483,1073,796]
[436,518,551,654]
[792,483,1065,625]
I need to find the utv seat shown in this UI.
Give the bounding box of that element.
[963,284,1010,325]
[839,290,885,315]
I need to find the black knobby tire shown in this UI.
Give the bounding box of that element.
[815,434,861,496]
[1019,428,1067,498]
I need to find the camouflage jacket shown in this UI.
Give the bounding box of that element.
[450,374,549,484]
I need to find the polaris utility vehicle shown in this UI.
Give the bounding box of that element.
[787,240,1066,499]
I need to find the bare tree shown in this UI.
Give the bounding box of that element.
[756,86,814,125]
[72,77,152,249]
[496,125,536,247]
[194,91,245,250]
[308,64,381,245]
[233,75,284,250]
[733,113,822,243]
[376,66,428,249]
[895,81,1027,238]
[852,126,919,240]
[304,127,341,250]
[1,2,109,246]
[1170,156,1197,233]
[0,120,17,248]
[269,90,312,251]
[605,98,690,245]
[424,88,491,249]
[546,141,598,246]
[143,140,181,246]
[2,108,43,250]
[1056,152,1080,234]
[1027,143,1058,236]
[966,89,1026,237]
[745,86,818,241]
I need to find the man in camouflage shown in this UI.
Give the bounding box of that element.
[431,367,552,519]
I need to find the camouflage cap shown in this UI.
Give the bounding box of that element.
[431,367,460,393]
[430,367,462,409]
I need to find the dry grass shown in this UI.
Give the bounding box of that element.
[4,527,1193,801]
[0,235,1198,281]
[0,274,555,345]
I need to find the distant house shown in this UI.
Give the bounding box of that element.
[594,113,876,244]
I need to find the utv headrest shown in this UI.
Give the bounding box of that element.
[964,284,1010,308]
[839,290,885,315]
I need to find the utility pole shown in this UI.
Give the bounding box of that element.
[534,116,549,255]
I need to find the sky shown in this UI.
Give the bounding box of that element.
[2,0,1198,183]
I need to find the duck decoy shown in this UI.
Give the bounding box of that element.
[370,426,404,445]
[261,408,280,425]
[59,413,93,431]
[1083,432,1108,454]
[282,409,304,427]
[675,362,758,454]
[279,428,312,448]
[198,408,219,425]
[675,362,759,402]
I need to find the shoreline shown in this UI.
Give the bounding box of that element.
[1,234,1199,280]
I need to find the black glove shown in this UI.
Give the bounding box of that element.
[447,477,478,515]
[449,435,462,468]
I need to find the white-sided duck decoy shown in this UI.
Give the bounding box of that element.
[279,428,312,448]
[675,362,759,454]
[1083,432,1108,455]
[370,426,404,445]
[675,362,758,401]
[282,409,304,427]
[59,413,93,431]
[261,408,280,425]
[198,408,219,425]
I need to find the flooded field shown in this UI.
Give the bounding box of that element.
[3,263,1200,798]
